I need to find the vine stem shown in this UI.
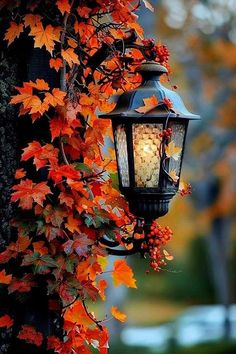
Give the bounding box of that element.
[82,300,103,331]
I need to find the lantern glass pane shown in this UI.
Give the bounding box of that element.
[114,124,130,187]
[168,122,186,177]
[133,123,162,187]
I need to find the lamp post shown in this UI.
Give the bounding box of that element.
[99,61,200,255]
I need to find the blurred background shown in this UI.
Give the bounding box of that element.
[102,0,236,353]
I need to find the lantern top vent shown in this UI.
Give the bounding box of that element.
[99,61,200,121]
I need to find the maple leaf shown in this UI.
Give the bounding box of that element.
[49,116,75,141]
[0,270,12,285]
[29,78,50,91]
[135,95,158,114]
[97,279,107,301]
[111,306,127,323]
[77,6,92,18]
[62,48,80,68]
[17,325,43,347]
[49,58,63,72]
[0,315,14,328]
[29,23,61,54]
[56,0,71,14]
[65,213,81,233]
[112,259,137,288]
[44,88,66,107]
[11,179,52,209]
[8,275,36,294]
[24,14,42,29]
[8,235,32,253]
[11,82,50,118]
[21,141,59,170]
[59,192,74,208]
[169,169,179,183]
[165,141,182,160]
[4,21,24,45]
[64,300,94,327]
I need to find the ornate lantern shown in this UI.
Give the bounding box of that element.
[100,62,200,219]
[99,61,200,255]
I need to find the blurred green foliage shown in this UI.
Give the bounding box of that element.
[131,236,215,304]
[110,341,236,354]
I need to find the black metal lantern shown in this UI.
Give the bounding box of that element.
[100,61,200,223]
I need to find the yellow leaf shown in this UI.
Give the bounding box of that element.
[165,141,182,161]
[111,306,127,323]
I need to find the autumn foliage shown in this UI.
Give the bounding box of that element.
[0,0,177,352]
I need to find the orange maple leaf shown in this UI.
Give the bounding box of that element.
[97,279,107,301]
[0,315,14,328]
[24,14,42,29]
[112,259,137,288]
[56,0,71,14]
[77,6,92,18]
[64,300,94,327]
[21,141,59,170]
[29,23,61,54]
[0,270,12,285]
[11,179,52,209]
[4,21,24,45]
[135,95,158,114]
[10,82,50,117]
[44,88,66,107]
[59,192,74,208]
[49,58,63,72]
[49,116,74,141]
[28,78,50,91]
[111,306,127,323]
[61,48,80,68]
[17,325,43,347]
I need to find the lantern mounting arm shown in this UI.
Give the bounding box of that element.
[98,217,148,257]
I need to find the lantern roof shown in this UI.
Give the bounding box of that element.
[99,61,200,120]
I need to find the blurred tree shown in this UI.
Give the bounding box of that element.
[155,0,236,339]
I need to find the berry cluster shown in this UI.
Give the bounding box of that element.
[141,222,173,271]
[142,38,155,47]
[159,128,172,139]
[153,44,170,65]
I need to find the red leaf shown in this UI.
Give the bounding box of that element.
[11,179,52,209]
[17,325,43,347]
[0,315,14,328]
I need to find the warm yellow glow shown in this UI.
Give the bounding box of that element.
[143,143,152,154]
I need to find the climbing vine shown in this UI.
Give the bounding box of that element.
[0,1,189,352]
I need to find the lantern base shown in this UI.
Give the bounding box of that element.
[126,191,176,221]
